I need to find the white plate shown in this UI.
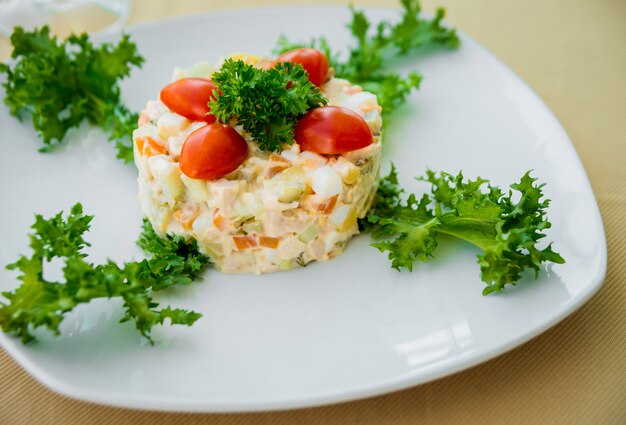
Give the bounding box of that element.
[0,6,606,412]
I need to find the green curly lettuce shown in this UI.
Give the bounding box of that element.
[0,204,210,344]
[274,0,459,116]
[366,167,565,294]
[0,26,144,162]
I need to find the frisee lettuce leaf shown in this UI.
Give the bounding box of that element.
[0,204,210,344]
[365,166,565,295]
[0,26,143,162]
[274,0,458,116]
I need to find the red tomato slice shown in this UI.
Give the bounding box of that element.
[294,106,373,154]
[160,78,218,123]
[274,48,329,87]
[179,124,248,180]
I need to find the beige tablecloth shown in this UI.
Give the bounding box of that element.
[1,0,624,423]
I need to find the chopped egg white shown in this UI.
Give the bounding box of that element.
[311,166,343,199]
[157,112,190,140]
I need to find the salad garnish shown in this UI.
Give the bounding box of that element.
[208,59,328,152]
[1,204,208,344]
[0,26,144,162]
[364,167,565,294]
[274,0,459,116]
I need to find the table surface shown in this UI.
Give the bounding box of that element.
[1,0,624,424]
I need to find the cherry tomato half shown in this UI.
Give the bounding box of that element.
[160,78,218,123]
[294,106,373,154]
[274,48,329,87]
[179,124,248,180]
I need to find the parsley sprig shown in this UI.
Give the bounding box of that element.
[0,204,210,344]
[275,0,459,116]
[0,26,143,162]
[365,167,565,294]
[208,59,327,152]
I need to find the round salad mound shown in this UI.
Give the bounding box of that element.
[133,53,382,274]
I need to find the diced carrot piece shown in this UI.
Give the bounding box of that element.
[135,137,145,154]
[259,236,280,249]
[145,137,168,156]
[173,205,200,230]
[135,136,168,157]
[316,194,338,214]
[213,212,229,231]
[233,235,258,250]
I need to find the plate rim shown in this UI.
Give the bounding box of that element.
[0,5,607,412]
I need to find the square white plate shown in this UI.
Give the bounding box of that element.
[0,6,606,412]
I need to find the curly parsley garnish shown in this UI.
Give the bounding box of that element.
[365,166,565,294]
[0,204,209,344]
[0,26,144,162]
[208,59,327,152]
[275,0,458,116]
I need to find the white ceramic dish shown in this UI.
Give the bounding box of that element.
[0,6,606,412]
